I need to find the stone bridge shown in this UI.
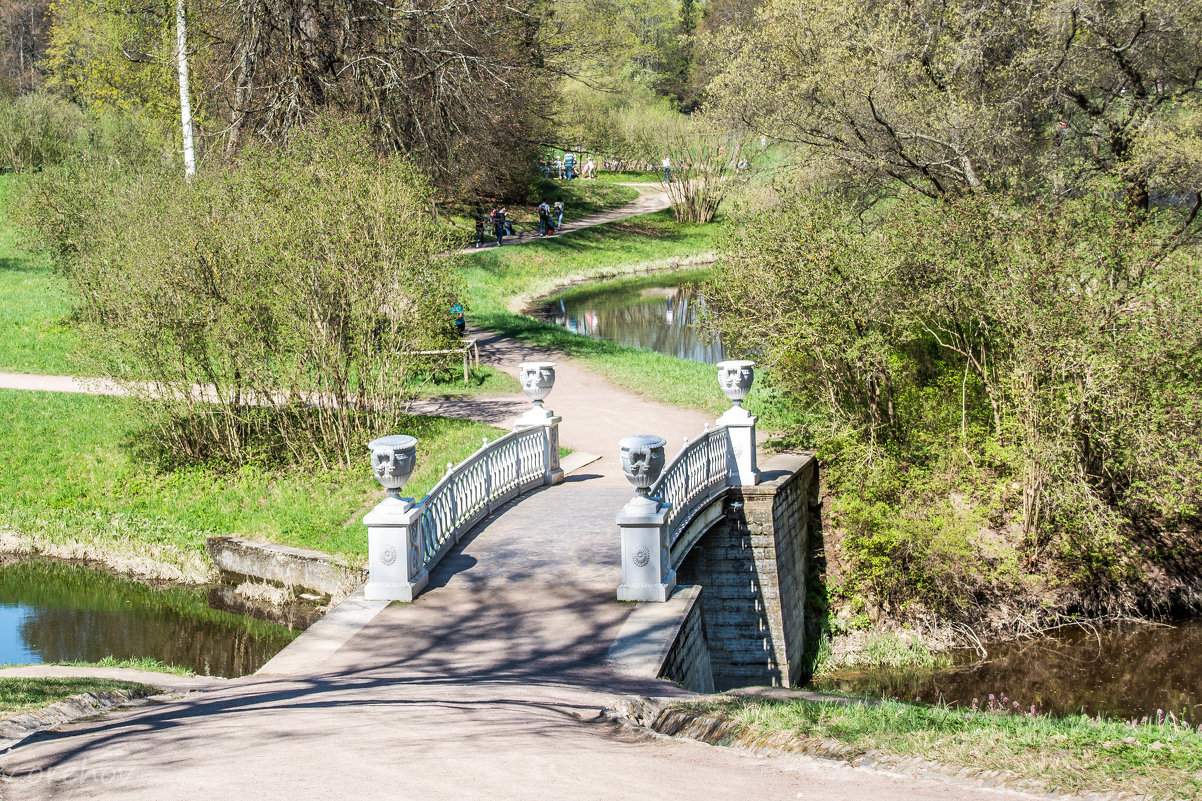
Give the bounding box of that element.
[359,358,820,692]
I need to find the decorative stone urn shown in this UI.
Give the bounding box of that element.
[519,362,557,406]
[620,434,668,497]
[368,435,418,499]
[717,360,756,407]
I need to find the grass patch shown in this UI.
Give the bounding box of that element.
[55,656,194,676]
[0,677,154,718]
[0,389,507,569]
[0,175,81,374]
[456,209,719,317]
[689,695,1202,800]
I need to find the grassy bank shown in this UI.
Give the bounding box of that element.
[454,209,789,421]
[0,677,154,718]
[0,389,506,576]
[687,695,1202,799]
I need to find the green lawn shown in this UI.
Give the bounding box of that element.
[688,695,1202,800]
[0,175,80,374]
[0,677,155,719]
[0,389,506,573]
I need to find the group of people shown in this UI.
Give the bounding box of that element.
[475,199,565,247]
[539,151,597,180]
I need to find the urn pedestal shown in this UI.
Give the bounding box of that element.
[616,434,676,602]
[716,360,760,487]
[363,435,429,601]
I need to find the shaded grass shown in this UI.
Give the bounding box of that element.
[406,363,520,396]
[690,695,1202,800]
[0,677,154,718]
[0,389,507,568]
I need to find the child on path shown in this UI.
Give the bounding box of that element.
[554,198,565,229]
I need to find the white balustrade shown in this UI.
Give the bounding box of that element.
[365,367,564,602]
[650,425,732,556]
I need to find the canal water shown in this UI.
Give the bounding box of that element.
[0,559,303,677]
[812,620,1202,724]
[526,270,728,364]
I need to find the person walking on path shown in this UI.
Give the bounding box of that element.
[490,207,507,246]
[537,200,552,236]
[661,155,671,182]
[563,151,576,180]
[554,197,565,229]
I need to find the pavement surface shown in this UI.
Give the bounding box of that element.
[0,184,1047,800]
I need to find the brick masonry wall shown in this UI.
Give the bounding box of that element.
[659,587,716,693]
[676,453,817,690]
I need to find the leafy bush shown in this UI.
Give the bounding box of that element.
[705,188,1202,624]
[22,118,462,468]
[0,93,84,172]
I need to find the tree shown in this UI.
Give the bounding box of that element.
[0,0,50,95]
[25,119,461,467]
[212,0,551,196]
[703,0,1202,224]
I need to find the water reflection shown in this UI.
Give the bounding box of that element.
[528,273,728,364]
[0,559,302,677]
[813,620,1202,723]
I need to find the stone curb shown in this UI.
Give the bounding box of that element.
[606,697,1158,801]
[0,688,159,752]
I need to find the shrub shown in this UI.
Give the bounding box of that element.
[705,188,1202,622]
[27,118,462,468]
[0,93,84,172]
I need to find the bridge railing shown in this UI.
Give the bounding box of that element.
[417,425,555,570]
[650,425,732,559]
[363,362,563,601]
[616,360,760,602]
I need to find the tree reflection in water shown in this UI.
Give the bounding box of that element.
[812,621,1202,723]
[0,559,301,677]
[529,271,728,364]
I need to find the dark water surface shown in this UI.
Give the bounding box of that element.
[812,620,1202,723]
[527,271,728,364]
[0,560,302,677]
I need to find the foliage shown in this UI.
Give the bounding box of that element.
[20,119,462,468]
[43,0,188,119]
[703,0,1202,227]
[705,189,1202,623]
[0,92,83,171]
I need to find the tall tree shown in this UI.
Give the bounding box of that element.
[704,0,1202,220]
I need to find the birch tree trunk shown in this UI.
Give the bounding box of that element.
[176,0,196,179]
